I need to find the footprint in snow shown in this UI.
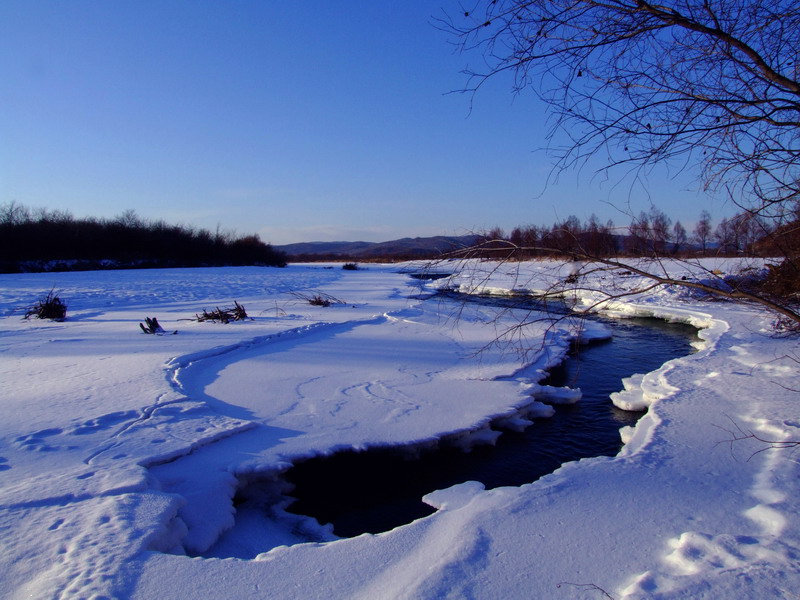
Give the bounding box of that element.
[69,410,138,435]
[13,428,65,452]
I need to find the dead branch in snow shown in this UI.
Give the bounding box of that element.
[716,415,800,461]
[139,316,177,335]
[193,301,250,323]
[557,581,615,599]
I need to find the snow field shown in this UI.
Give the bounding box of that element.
[0,259,798,599]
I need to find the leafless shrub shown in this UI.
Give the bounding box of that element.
[290,291,345,307]
[264,301,287,317]
[24,289,67,321]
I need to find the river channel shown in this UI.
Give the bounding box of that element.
[282,295,698,538]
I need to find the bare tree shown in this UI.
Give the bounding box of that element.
[714,216,737,254]
[714,211,770,255]
[584,213,617,255]
[692,210,714,256]
[625,208,671,255]
[0,201,31,225]
[115,209,143,229]
[444,1,800,222]
[649,207,672,254]
[672,220,687,254]
[627,211,650,255]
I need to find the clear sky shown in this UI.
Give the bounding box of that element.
[0,1,732,245]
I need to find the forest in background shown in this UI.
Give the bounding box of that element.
[477,206,793,259]
[0,202,286,273]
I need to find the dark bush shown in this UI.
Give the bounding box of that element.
[762,260,800,298]
[753,218,800,298]
[25,289,67,321]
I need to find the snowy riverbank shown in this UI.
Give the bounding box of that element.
[1,260,798,598]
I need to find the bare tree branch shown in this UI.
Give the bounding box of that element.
[439,236,800,327]
[439,0,800,220]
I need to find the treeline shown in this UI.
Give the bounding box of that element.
[0,203,286,273]
[477,207,789,259]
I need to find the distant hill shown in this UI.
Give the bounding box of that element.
[277,235,481,260]
[277,232,712,262]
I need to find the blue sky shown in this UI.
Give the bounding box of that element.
[0,1,731,245]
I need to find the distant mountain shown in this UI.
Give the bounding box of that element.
[275,241,377,257]
[276,235,481,260]
[277,233,710,261]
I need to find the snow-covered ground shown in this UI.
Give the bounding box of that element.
[0,259,798,599]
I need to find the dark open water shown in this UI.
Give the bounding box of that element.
[283,298,698,538]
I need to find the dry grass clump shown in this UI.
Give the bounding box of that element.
[289,291,345,307]
[25,289,67,321]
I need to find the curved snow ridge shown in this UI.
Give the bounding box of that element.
[228,393,556,468]
[603,304,728,457]
[81,399,258,473]
[165,315,390,395]
[347,481,517,600]
[599,302,725,347]
[136,310,439,475]
[138,418,259,470]
[443,283,534,297]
